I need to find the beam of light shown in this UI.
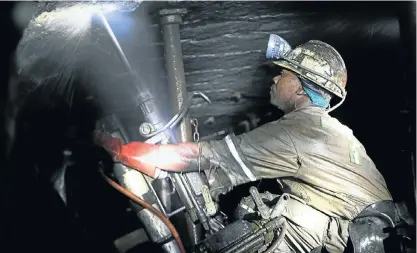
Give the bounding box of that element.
[97,11,134,74]
[33,2,142,36]
[34,5,96,35]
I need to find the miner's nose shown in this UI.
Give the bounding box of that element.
[273,75,280,84]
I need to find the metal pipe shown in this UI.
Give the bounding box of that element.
[99,6,181,218]
[99,11,182,253]
[98,11,167,139]
[106,115,177,249]
[159,8,210,232]
[160,8,191,142]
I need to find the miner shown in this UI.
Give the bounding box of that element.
[94,40,392,253]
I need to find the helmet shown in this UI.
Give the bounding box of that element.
[273,40,347,99]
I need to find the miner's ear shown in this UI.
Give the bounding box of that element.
[296,86,307,95]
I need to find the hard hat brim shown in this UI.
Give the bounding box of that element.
[272,60,303,77]
[272,59,344,99]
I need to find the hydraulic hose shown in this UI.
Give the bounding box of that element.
[264,220,288,253]
[100,171,186,253]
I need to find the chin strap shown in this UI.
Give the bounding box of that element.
[327,91,347,113]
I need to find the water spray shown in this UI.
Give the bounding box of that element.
[97,11,134,74]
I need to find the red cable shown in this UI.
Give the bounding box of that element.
[101,172,186,253]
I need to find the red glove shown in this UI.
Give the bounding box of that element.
[93,131,199,177]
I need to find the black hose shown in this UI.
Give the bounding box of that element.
[264,220,288,253]
[143,91,211,138]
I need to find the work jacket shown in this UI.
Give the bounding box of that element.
[199,105,392,252]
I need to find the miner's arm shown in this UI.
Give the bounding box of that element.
[94,123,299,196]
[93,130,205,177]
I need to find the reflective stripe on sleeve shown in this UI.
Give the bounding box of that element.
[224,135,257,181]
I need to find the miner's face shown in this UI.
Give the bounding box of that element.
[270,69,302,112]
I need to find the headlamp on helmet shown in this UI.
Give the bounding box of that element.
[266,34,292,60]
[265,35,348,112]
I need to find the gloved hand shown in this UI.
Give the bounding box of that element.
[93,130,204,178]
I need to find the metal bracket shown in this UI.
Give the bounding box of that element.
[250,186,271,220]
[140,91,211,139]
[201,185,217,216]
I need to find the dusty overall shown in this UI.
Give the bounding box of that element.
[199,105,392,253]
